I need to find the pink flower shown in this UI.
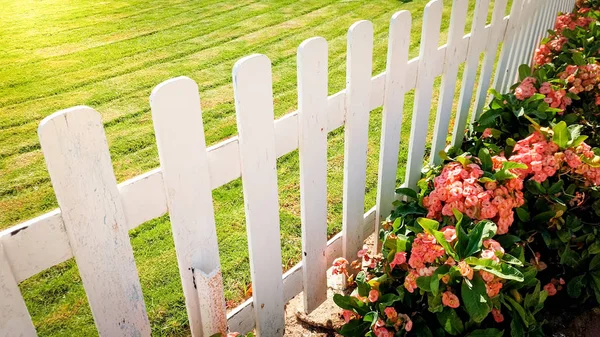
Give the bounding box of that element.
[332,257,348,275]
[390,252,407,269]
[227,333,240,337]
[342,310,355,323]
[404,316,413,332]
[492,308,504,323]
[357,248,368,259]
[368,289,379,302]
[442,291,460,308]
[515,77,537,100]
[458,261,473,280]
[374,327,393,337]
[441,226,457,243]
[544,283,557,296]
[482,128,493,138]
[384,307,398,321]
[480,270,495,283]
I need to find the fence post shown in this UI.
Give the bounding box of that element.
[375,11,411,250]
[233,54,285,337]
[342,20,374,261]
[493,0,525,94]
[405,0,443,189]
[0,244,37,337]
[472,0,509,121]
[150,77,227,337]
[451,0,491,148]
[297,37,329,313]
[430,0,468,165]
[38,107,151,337]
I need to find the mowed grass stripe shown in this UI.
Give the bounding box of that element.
[0,0,320,105]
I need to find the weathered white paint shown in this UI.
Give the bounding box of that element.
[0,244,36,337]
[342,20,374,261]
[430,0,468,165]
[194,268,228,336]
[405,0,444,189]
[493,0,525,94]
[472,0,509,121]
[233,54,285,337]
[38,107,151,337]
[150,77,226,337]
[375,10,411,248]
[451,0,491,148]
[297,37,329,313]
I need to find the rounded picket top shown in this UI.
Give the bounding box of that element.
[298,36,328,56]
[38,105,100,137]
[150,76,200,111]
[347,19,374,44]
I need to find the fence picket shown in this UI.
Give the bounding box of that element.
[472,0,509,120]
[451,0,491,148]
[493,0,525,94]
[375,11,412,244]
[150,77,227,337]
[38,107,151,337]
[430,0,468,165]
[233,54,285,336]
[341,20,374,260]
[405,0,443,189]
[0,245,36,337]
[297,37,329,313]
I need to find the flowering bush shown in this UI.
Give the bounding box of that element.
[334,1,600,336]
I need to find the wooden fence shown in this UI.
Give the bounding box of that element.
[0,0,575,336]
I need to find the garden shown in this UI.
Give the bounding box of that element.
[330,0,600,336]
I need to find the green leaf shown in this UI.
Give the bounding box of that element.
[339,319,370,337]
[515,207,530,222]
[518,64,531,81]
[416,276,432,292]
[571,135,588,148]
[431,265,451,296]
[567,274,586,298]
[502,253,524,266]
[502,161,528,170]
[417,218,440,232]
[333,294,370,316]
[377,293,401,308]
[466,329,503,337]
[460,220,497,259]
[547,180,564,195]
[590,254,600,271]
[436,308,464,336]
[479,148,493,171]
[552,121,569,149]
[461,275,492,323]
[395,187,418,200]
[465,257,524,281]
[505,296,530,327]
[427,292,444,313]
[356,271,371,297]
[510,315,526,337]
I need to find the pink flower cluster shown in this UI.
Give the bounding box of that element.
[404,266,437,293]
[554,12,594,33]
[515,77,572,113]
[558,63,600,106]
[534,36,568,65]
[566,142,600,185]
[373,310,413,337]
[423,161,524,234]
[509,131,561,182]
[515,77,538,100]
[408,233,446,269]
[480,270,504,298]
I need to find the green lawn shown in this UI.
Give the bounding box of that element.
[0,0,506,335]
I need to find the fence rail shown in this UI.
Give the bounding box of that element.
[0,0,575,336]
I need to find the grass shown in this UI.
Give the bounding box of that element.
[0,0,509,335]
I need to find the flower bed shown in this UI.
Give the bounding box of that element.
[332,1,600,336]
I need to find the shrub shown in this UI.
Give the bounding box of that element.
[334,1,600,336]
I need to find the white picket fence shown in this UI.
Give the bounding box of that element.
[0,0,574,336]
